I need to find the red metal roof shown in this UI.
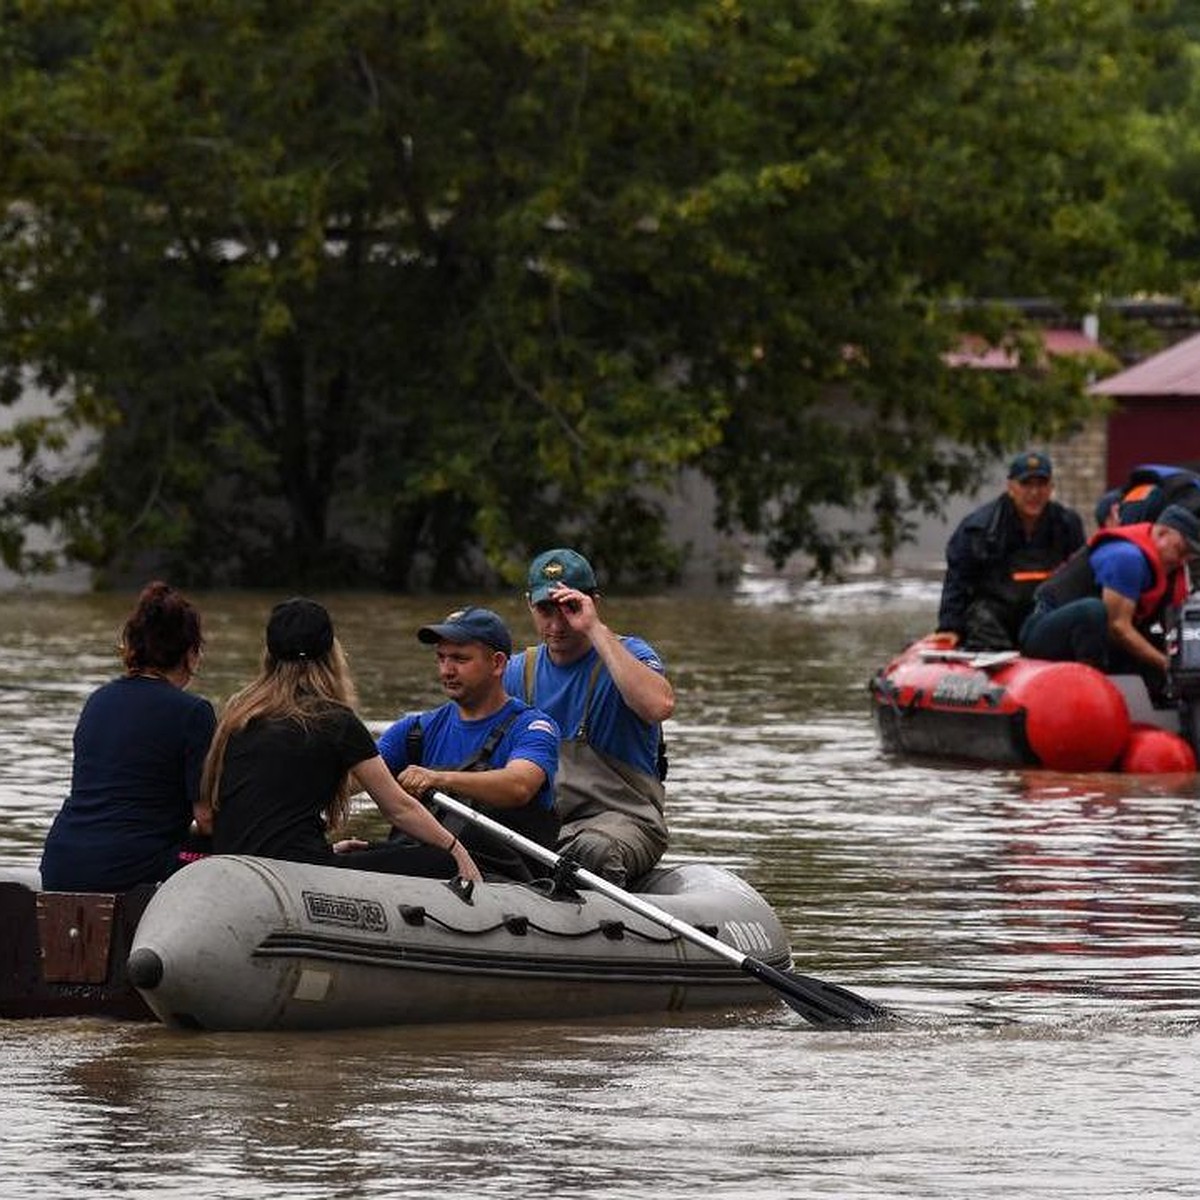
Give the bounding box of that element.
[945,328,1100,370]
[1090,329,1200,397]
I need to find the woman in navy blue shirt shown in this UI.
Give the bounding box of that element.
[40,581,216,891]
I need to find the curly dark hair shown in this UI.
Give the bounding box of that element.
[120,581,204,673]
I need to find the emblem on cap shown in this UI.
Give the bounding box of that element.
[542,561,564,579]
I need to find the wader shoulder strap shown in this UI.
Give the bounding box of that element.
[527,640,667,778]
[405,718,423,767]
[456,709,522,772]
[522,645,539,703]
[574,640,667,781]
[405,709,521,773]
[575,658,604,739]
[522,645,603,738]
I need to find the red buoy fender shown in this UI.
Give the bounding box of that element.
[1000,660,1131,772]
[871,638,1142,770]
[1118,724,1198,774]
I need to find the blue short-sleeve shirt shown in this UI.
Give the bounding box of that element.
[504,638,665,778]
[377,698,559,811]
[1090,540,1153,603]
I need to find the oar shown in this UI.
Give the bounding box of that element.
[429,790,891,1029]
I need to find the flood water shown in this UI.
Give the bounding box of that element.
[2,578,1198,1198]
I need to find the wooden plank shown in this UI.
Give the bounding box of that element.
[36,893,116,984]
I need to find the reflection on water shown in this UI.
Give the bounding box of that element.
[3,1012,1197,1200]
[2,581,1199,1198]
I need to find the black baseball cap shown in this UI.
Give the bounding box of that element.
[266,597,334,661]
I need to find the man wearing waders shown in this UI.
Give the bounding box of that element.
[506,549,674,887]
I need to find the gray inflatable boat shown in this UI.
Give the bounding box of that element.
[127,854,795,1031]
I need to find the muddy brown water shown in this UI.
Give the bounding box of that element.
[1,580,1197,1198]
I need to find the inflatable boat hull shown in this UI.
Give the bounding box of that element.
[128,855,794,1031]
[869,638,1197,773]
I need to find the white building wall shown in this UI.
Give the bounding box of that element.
[0,382,90,592]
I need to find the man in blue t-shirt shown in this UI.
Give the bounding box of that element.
[505,548,674,886]
[1020,505,1200,691]
[377,607,560,879]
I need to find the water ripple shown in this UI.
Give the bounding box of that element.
[2,586,1200,1198]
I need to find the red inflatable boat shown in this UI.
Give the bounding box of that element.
[869,636,1197,774]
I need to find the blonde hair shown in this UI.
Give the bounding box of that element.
[201,637,360,832]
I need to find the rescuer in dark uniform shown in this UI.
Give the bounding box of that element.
[935,450,1086,651]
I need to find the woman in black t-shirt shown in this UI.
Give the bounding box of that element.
[201,597,481,882]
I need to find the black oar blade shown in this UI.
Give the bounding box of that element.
[743,957,891,1028]
[426,790,896,1028]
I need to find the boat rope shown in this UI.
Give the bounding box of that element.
[394,902,692,944]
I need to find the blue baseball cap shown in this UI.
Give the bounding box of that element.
[1008,451,1053,482]
[417,607,512,656]
[526,548,598,604]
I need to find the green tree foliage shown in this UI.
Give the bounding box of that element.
[1141,0,1200,307]
[0,1,1187,586]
